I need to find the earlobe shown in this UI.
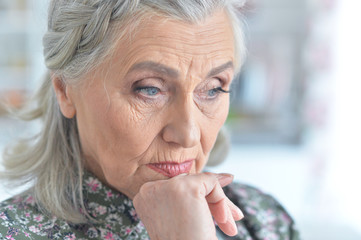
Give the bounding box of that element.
[52,76,76,119]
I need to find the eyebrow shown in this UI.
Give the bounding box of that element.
[128,61,179,78]
[128,60,234,79]
[206,61,234,78]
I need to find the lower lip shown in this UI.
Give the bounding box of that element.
[147,160,193,178]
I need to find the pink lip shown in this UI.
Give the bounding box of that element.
[147,160,193,178]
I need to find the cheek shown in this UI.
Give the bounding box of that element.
[102,106,157,157]
[77,99,153,168]
[200,99,230,159]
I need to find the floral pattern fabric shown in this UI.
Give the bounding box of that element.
[220,184,300,240]
[0,171,300,240]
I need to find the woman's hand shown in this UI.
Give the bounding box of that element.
[133,173,244,240]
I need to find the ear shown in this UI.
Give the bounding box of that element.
[52,76,76,119]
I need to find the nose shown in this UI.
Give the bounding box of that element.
[161,95,200,148]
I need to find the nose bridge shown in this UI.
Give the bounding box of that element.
[162,92,200,148]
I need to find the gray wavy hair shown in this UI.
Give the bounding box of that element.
[1,0,246,223]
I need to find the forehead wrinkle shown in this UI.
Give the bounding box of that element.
[133,12,235,55]
[182,57,196,91]
[120,39,233,69]
[153,9,232,35]
[147,31,233,50]
[105,10,235,85]
[155,29,229,43]
[125,41,234,60]
[194,24,231,41]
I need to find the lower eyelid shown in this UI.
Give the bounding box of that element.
[195,93,218,101]
[135,91,168,105]
[135,95,163,107]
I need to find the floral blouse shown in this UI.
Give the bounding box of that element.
[0,171,300,240]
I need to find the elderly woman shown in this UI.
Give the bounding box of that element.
[0,0,299,239]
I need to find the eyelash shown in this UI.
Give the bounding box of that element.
[133,85,230,106]
[209,87,230,95]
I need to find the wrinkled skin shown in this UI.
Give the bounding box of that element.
[53,9,243,239]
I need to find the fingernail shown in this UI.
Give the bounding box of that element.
[236,207,244,220]
[228,212,238,235]
[216,173,234,186]
[216,173,234,180]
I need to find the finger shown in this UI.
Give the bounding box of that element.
[207,193,238,236]
[226,198,244,221]
[211,173,243,221]
[178,173,243,222]
[200,176,238,236]
[204,173,242,221]
[174,173,239,236]
[208,198,228,224]
[183,173,228,224]
[216,206,238,236]
[208,194,243,224]
[208,197,238,236]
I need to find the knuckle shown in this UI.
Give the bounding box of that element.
[138,181,156,196]
[141,181,155,191]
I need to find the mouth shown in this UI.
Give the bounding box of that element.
[147,160,194,178]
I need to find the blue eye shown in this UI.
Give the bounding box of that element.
[136,87,160,96]
[207,87,230,97]
[208,88,219,97]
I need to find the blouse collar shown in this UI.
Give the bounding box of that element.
[80,170,148,238]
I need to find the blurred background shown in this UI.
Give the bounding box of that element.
[1,0,360,239]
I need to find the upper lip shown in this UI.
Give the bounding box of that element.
[149,160,194,164]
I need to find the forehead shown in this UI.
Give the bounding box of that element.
[98,10,235,81]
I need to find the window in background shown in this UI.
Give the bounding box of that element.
[0,0,46,113]
[227,0,308,145]
[0,0,46,148]
[0,0,29,114]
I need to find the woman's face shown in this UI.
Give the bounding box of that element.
[60,10,236,198]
